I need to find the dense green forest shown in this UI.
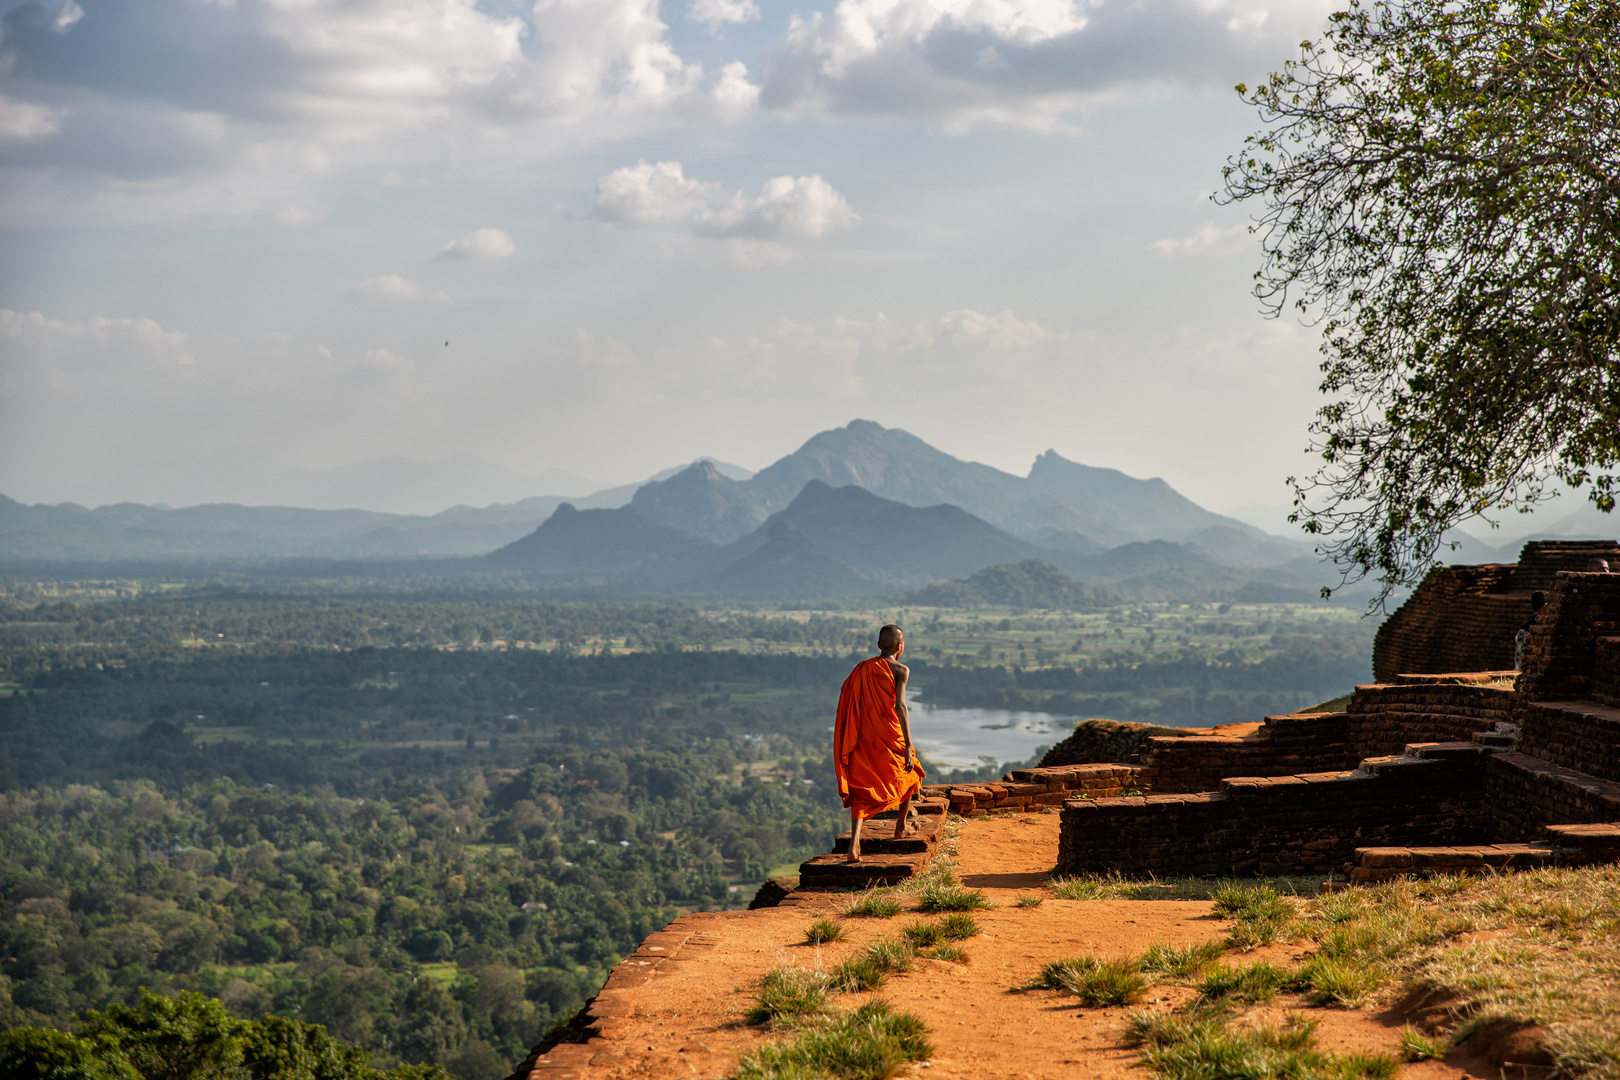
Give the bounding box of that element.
[0,579,1376,1077]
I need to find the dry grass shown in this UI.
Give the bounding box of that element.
[1048,872,1318,903]
[1276,867,1620,1076]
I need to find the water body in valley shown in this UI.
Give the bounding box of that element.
[906,694,1078,770]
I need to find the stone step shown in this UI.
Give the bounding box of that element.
[797,852,929,888]
[1404,741,1489,759]
[832,834,932,855]
[832,815,940,855]
[1472,730,1517,749]
[1544,821,1620,852]
[1347,843,1561,883]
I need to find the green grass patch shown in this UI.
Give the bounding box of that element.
[915,881,991,912]
[1195,960,1298,1005]
[921,943,968,964]
[901,921,945,949]
[805,919,847,945]
[935,913,981,940]
[1049,873,1317,903]
[733,998,932,1080]
[1398,1025,1448,1062]
[841,892,904,919]
[1015,894,1044,908]
[1023,956,1148,1007]
[1138,941,1225,980]
[748,967,833,1026]
[829,955,887,994]
[1133,1013,1397,1080]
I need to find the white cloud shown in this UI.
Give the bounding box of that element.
[689,0,760,32]
[0,94,65,141]
[435,227,517,262]
[595,162,858,250]
[0,0,759,220]
[759,0,1333,130]
[0,309,195,399]
[593,161,724,224]
[349,275,450,303]
[1149,221,1251,256]
[938,308,1051,350]
[696,175,859,238]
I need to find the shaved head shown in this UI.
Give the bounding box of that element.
[878,624,903,652]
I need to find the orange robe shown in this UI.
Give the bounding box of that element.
[834,656,925,819]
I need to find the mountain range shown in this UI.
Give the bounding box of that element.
[1,419,1331,599]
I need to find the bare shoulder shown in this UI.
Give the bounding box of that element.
[886,658,910,683]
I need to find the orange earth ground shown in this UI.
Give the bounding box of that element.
[545,813,1499,1079]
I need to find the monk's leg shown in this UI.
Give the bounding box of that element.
[847,811,863,863]
[893,794,913,838]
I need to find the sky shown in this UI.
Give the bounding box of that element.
[0,0,1351,525]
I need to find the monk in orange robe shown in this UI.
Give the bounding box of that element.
[835,624,924,862]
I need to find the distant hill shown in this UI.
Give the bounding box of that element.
[484,504,717,580]
[690,520,875,597]
[902,560,1110,610]
[627,419,1297,552]
[723,481,1046,582]
[0,458,750,563]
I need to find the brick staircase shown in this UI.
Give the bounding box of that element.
[794,797,949,889]
[1345,821,1620,884]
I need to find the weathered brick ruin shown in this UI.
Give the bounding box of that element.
[1053,561,1620,884]
[1372,539,1619,680]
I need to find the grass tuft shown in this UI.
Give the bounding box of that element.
[922,943,968,964]
[1138,941,1225,980]
[1135,1013,1397,1080]
[1026,955,1148,1006]
[829,955,887,993]
[936,913,981,940]
[1213,883,1297,950]
[1211,883,1295,921]
[1298,955,1387,1007]
[915,881,992,912]
[804,918,847,945]
[1195,960,1298,1005]
[863,937,916,975]
[899,914,979,948]
[901,921,943,949]
[841,892,904,919]
[748,966,833,1026]
[1015,894,1044,908]
[734,998,932,1080]
[1398,1025,1448,1062]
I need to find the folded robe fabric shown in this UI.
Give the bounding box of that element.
[834,656,924,820]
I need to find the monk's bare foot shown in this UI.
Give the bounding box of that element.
[845,848,861,864]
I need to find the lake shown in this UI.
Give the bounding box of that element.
[906,692,1077,769]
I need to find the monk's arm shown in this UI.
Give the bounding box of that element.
[893,662,914,768]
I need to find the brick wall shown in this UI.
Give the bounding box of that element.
[921,763,1141,815]
[1514,699,1620,784]
[1483,751,1620,841]
[1345,679,1515,757]
[1518,572,1620,703]
[1593,637,1620,709]
[1135,713,1350,793]
[1372,541,1620,682]
[1056,755,1488,878]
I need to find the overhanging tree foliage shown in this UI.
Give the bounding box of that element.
[1223,0,1620,603]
